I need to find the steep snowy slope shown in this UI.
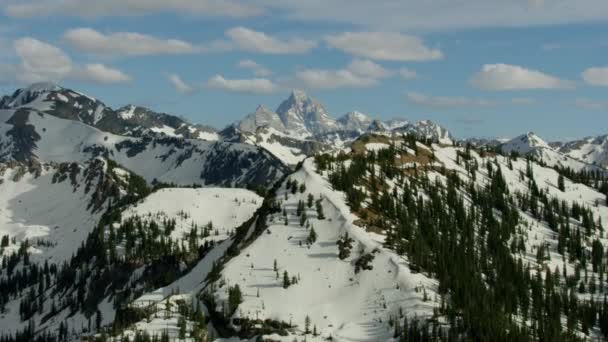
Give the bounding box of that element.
[206,159,438,341]
[0,159,129,264]
[0,185,264,338]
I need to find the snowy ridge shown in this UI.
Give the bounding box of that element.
[501,132,603,171]
[557,134,608,168]
[0,83,218,141]
[0,108,288,188]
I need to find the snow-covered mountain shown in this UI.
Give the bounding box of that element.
[227,91,454,164]
[0,82,219,141]
[0,107,288,188]
[336,111,373,132]
[276,90,340,137]
[556,134,608,168]
[233,105,286,133]
[500,132,603,171]
[392,119,454,145]
[10,83,608,341]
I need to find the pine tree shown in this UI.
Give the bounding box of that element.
[305,315,311,334]
[307,227,317,245]
[558,174,565,192]
[316,199,325,220]
[307,193,314,208]
[283,271,291,289]
[228,285,242,314]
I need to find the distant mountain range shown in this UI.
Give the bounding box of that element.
[2,82,607,172]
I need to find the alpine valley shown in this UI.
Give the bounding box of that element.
[2,82,608,342]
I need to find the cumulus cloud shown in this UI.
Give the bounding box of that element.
[64,28,197,56]
[167,73,195,94]
[75,64,131,83]
[6,0,262,18]
[582,67,608,86]
[347,59,392,78]
[325,32,442,61]
[226,27,316,54]
[12,37,130,84]
[15,37,73,83]
[406,91,494,108]
[294,59,391,89]
[471,63,574,90]
[206,75,277,94]
[237,59,272,77]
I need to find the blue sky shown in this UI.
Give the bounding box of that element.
[0,0,607,141]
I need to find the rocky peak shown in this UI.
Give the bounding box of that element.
[337,111,373,132]
[276,90,338,136]
[235,105,285,133]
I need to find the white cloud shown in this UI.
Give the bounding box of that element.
[347,59,392,78]
[325,32,442,61]
[406,91,494,108]
[399,68,417,80]
[206,75,277,94]
[6,0,262,18]
[167,73,194,94]
[64,28,197,56]
[15,37,73,83]
[237,59,272,77]
[575,98,608,110]
[75,64,131,83]
[264,1,608,31]
[582,67,608,86]
[12,37,130,84]
[8,1,608,31]
[294,69,376,89]
[294,59,391,89]
[471,63,574,90]
[225,27,316,54]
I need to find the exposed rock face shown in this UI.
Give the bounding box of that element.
[275,90,339,137]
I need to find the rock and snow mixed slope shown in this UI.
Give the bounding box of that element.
[0,159,130,264]
[501,132,602,171]
[557,134,608,169]
[0,83,218,141]
[0,108,288,188]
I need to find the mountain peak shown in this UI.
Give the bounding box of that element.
[235,104,285,133]
[502,131,551,154]
[337,111,373,132]
[276,91,338,137]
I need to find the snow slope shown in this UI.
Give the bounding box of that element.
[213,159,437,341]
[0,160,121,264]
